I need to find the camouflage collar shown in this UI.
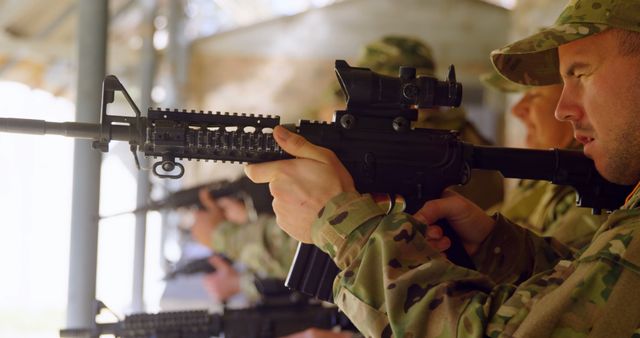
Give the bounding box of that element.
[624,182,640,210]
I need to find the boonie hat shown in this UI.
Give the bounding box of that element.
[491,0,640,85]
[480,70,529,93]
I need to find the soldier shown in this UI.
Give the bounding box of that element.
[191,183,298,303]
[245,0,640,336]
[483,72,606,255]
[288,36,488,338]
[325,35,504,210]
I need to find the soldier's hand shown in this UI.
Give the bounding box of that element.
[190,188,226,247]
[202,255,240,302]
[413,189,495,255]
[279,328,355,338]
[191,211,215,247]
[199,188,225,225]
[245,126,356,243]
[423,224,451,253]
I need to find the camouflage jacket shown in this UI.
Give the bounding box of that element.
[496,179,607,251]
[415,107,504,210]
[311,182,640,337]
[210,215,298,301]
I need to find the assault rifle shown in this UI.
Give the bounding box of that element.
[0,60,634,303]
[103,176,273,218]
[59,299,354,338]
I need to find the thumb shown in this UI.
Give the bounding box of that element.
[273,126,334,164]
[413,189,460,224]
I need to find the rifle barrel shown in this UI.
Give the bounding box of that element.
[0,117,132,141]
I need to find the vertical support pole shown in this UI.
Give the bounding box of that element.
[131,0,158,313]
[166,0,188,107]
[65,0,108,329]
[159,0,189,273]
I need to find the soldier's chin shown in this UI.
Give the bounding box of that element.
[595,161,636,185]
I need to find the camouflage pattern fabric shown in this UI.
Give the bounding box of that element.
[627,183,640,209]
[490,142,608,252]
[479,70,529,93]
[497,179,607,251]
[357,35,436,77]
[491,0,640,85]
[210,215,298,301]
[310,184,640,337]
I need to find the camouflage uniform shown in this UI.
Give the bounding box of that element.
[312,187,640,337]
[498,178,605,250]
[481,74,606,252]
[309,1,640,336]
[487,171,608,283]
[209,215,298,301]
[355,36,504,210]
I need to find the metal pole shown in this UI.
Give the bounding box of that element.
[131,0,158,313]
[159,0,189,271]
[166,0,188,107]
[66,0,108,329]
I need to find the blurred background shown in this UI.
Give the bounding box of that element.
[0,0,566,336]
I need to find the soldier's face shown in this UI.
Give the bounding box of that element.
[556,29,640,185]
[511,84,573,149]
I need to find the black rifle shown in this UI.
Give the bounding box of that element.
[59,299,354,338]
[163,254,234,280]
[103,176,273,218]
[0,60,633,302]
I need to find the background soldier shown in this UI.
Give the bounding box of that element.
[190,179,298,304]
[319,35,504,209]
[483,72,606,252]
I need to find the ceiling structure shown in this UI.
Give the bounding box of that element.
[0,0,349,98]
[0,0,512,100]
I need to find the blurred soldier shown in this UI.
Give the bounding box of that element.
[191,182,298,303]
[482,72,606,256]
[195,183,361,338]
[319,35,504,210]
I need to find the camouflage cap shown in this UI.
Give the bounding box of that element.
[480,71,529,93]
[357,35,436,77]
[491,0,640,86]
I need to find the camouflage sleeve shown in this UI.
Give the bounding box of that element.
[237,269,261,303]
[538,191,607,250]
[312,192,501,337]
[312,192,640,337]
[472,213,573,284]
[309,180,640,337]
[211,217,298,280]
[237,216,298,280]
[210,220,250,260]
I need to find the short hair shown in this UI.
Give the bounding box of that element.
[613,28,640,56]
